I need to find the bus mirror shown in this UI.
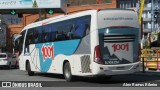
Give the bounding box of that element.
[14,46,19,53]
[13,35,22,53]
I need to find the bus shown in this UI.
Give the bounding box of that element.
[14,9,141,81]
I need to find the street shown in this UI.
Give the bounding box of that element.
[0,68,160,87]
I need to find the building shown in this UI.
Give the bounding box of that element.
[0,14,22,52]
[117,0,138,9]
[67,0,112,6]
[1,14,22,25]
[6,0,117,53]
[3,0,160,52]
[0,19,7,52]
[142,0,160,33]
[117,0,160,34]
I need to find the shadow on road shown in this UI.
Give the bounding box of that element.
[1,69,160,86]
[0,67,19,70]
[34,73,65,80]
[33,71,160,84]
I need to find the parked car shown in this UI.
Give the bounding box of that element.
[0,53,18,69]
[12,54,19,68]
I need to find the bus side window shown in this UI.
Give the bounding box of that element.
[19,30,26,55]
[67,24,75,40]
[50,25,56,42]
[85,24,90,35]
[50,32,56,42]
[14,35,22,53]
[25,31,34,46]
[55,31,63,41]
[43,32,47,42]
[73,20,86,39]
[33,29,39,44]
[45,33,52,42]
[67,32,73,40]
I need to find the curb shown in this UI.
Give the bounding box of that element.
[133,71,160,76]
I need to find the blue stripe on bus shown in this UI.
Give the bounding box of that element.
[35,39,81,72]
[54,39,81,56]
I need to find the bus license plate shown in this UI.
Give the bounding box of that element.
[116,66,125,70]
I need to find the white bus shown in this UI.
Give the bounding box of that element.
[14,9,141,81]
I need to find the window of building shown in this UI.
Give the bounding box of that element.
[126,1,131,8]
[120,1,125,8]
[119,0,137,9]
[145,0,151,7]
[143,23,147,29]
[148,22,151,29]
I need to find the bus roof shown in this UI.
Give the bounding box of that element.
[21,10,97,32]
[98,9,139,28]
[21,9,138,33]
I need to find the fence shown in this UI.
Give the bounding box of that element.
[141,49,160,72]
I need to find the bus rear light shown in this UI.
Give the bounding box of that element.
[94,45,104,64]
[97,9,101,12]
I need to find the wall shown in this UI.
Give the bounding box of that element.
[23,0,116,27]
[7,24,23,52]
[7,0,117,52]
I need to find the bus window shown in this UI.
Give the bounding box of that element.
[14,35,22,53]
[19,30,26,55]
[85,24,90,35]
[25,29,34,45]
[73,20,87,39]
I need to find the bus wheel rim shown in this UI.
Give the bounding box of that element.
[65,67,70,78]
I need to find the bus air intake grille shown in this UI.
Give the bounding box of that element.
[80,55,91,73]
[103,34,135,43]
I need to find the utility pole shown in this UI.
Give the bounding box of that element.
[151,0,154,32]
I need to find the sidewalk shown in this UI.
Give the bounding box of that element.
[134,70,160,76]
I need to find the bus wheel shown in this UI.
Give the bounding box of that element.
[63,62,74,82]
[27,62,34,76]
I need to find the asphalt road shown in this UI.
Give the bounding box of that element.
[0,68,160,90]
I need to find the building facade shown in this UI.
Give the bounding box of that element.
[1,14,22,25]
[117,0,160,34]
[142,0,160,33]
[0,20,7,52]
[6,0,117,53]
[0,14,22,53]
[116,0,138,9]
[67,0,112,6]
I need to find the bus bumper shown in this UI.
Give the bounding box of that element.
[92,62,141,76]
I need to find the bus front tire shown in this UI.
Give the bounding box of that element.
[63,62,74,82]
[27,62,34,76]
